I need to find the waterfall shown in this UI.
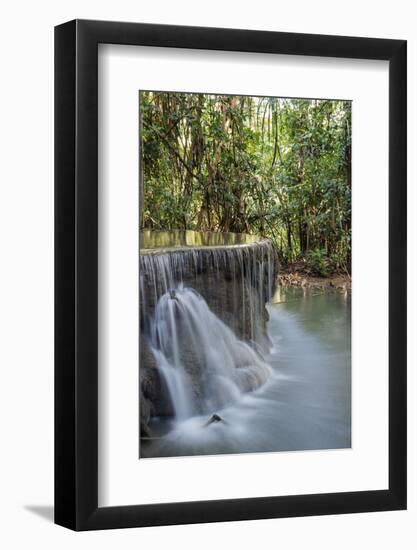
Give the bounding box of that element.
[139,235,277,423]
[150,286,272,419]
[140,239,276,343]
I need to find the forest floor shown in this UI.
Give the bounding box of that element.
[278,262,351,292]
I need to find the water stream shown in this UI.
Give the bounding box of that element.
[150,286,272,420]
[141,286,351,458]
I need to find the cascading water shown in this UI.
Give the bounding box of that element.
[140,234,276,347]
[150,286,272,420]
[139,231,278,429]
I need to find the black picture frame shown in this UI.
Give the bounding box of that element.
[55,19,407,531]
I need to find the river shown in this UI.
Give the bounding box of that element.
[141,287,351,458]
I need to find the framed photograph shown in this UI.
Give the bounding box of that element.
[55,20,406,530]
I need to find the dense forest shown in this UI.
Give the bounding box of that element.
[140,92,351,276]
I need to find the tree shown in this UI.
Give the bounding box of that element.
[140,92,352,275]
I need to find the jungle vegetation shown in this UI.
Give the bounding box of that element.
[140,91,351,276]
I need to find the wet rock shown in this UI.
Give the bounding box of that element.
[203,413,226,427]
[139,334,175,436]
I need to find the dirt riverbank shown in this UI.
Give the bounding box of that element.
[277,264,351,292]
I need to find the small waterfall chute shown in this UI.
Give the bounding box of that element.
[150,286,272,420]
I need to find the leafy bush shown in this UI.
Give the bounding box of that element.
[306,249,332,277]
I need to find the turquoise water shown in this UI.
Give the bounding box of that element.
[141,288,351,458]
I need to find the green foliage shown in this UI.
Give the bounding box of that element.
[140,92,351,274]
[306,249,332,277]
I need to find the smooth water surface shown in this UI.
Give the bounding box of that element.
[141,288,351,458]
[140,229,262,251]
